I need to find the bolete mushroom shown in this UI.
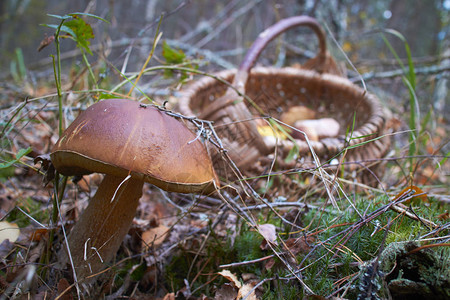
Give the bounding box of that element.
[51,99,218,278]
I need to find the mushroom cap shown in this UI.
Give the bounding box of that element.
[51,99,218,194]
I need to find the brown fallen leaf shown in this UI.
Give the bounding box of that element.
[218,270,241,288]
[0,195,16,219]
[265,236,315,270]
[56,278,73,300]
[257,224,277,250]
[34,154,55,185]
[75,173,103,192]
[284,236,315,256]
[141,225,169,249]
[28,228,49,242]
[0,221,20,244]
[217,270,259,300]
[37,34,55,52]
[214,283,238,300]
[237,282,258,300]
[437,211,448,221]
[392,185,428,205]
[0,239,16,259]
[162,292,175,300]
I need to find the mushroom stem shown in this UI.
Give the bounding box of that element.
[59,174,143,278]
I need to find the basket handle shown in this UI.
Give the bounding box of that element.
[200,16,330,120]
[199,16,332,157]
[232,16,329,94]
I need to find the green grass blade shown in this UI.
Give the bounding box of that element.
[381,29,416,89]
[68,12,110,23]
[0,147,32,169]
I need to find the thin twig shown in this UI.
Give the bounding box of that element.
[219,254,274,269]
[350,64,450,82]
[389,203,438,229]
[194,0,264,49]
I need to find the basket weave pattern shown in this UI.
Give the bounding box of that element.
[179,67,390,185]
[179,16,391,186]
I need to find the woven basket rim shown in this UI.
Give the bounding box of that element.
[178,67,388,156]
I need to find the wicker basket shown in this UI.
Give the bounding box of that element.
[178,16,391,187]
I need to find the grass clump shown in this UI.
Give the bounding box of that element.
[234,226,265,263]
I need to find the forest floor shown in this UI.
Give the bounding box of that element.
[0,5,449,300]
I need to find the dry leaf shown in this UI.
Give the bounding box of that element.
[284,236,315,256]
[437,212,448,221]
[265,236,314,270]
[0,239,15,259]
[237,283,257,300]
[34,154,55,184]
[257,125,288,139]
[241,273,258,282]
[162,292,176,300]
[142,225,169,249]
[139,265,159,289]
[264,257,276,270]
[218,270,241,288]
[0,221,20,244]
[214,283,238,300]
[56,278,73,300]
[37,34,55,51]
[392,185,427,204]
[76,173,103,192]
[218,270,260,299]
[28,228,49,242]
[0,195,16,219]
[257,224,277,250]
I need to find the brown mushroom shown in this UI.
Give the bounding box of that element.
[51,99,218,278]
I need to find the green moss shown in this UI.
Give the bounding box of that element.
[379,241,450,299]
[302,255,335,296]
[262,279,303,299]
[386,197,448,244]
[113,259,141,288]
[164,227,237,295]
[162,195,448,298]
[385,223,423,244]
[165,252,191,292]
[234,230,264,263]
[299,195,449,296]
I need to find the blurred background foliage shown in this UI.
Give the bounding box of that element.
[0,0,449,151]
[1,0,448,74]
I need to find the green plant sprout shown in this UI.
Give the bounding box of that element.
[10,48,27,84]
[41,12,108,135]
[162,40,199,80]
[0,99,33,177]
[0,147,32,170]
[37,13,107,291]
[380,29,419,182]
